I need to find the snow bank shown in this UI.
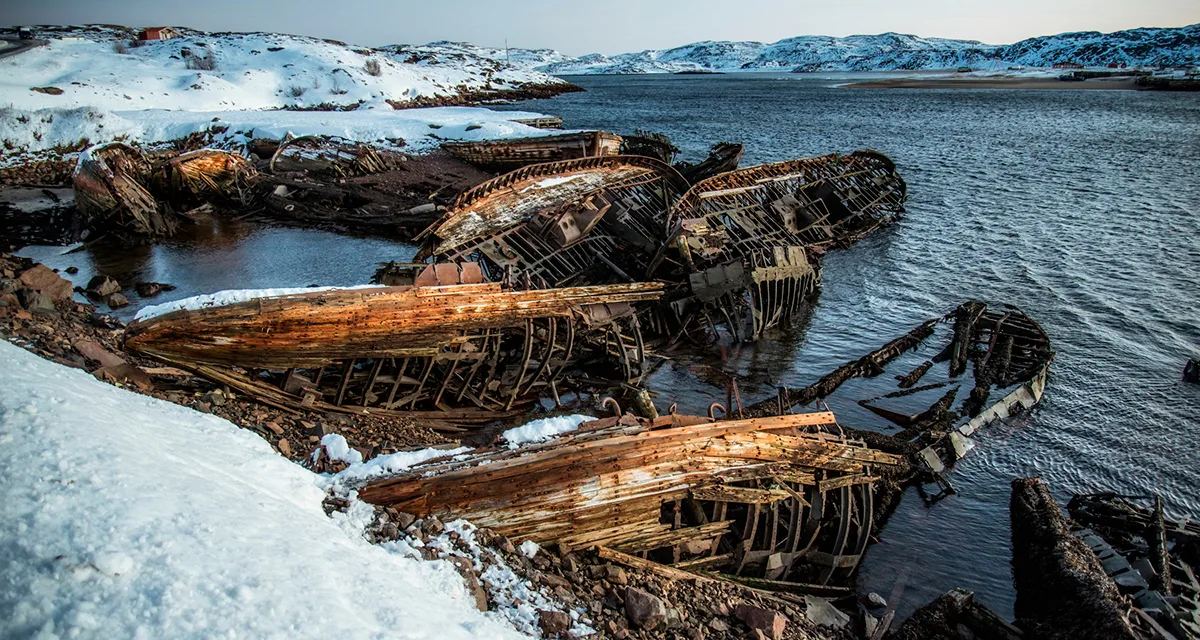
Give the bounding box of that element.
[501,414,593,449]
[0,341,525,639]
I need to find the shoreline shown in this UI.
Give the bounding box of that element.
[843,76,1141,90]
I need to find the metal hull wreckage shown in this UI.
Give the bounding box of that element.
[110,131,1060,607]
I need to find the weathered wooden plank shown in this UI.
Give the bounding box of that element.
[691,485,792,505]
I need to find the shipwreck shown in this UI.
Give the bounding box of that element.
[357,409,902,591]
[123,264,663,426]
[442,131,624,171]
[418,150,908,343]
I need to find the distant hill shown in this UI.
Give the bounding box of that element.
[494,24,1200,74]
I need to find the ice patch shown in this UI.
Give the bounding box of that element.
[329,445,473,483]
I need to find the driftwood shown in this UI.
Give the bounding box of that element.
[442,131,623,170]
[357,409,902,589]
[124,265,664,415]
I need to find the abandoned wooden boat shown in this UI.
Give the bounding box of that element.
[1012,479,1198,640]
[416,155,690,285]
[738,301,1053,498]
[356,409,903,590]
[675,141,745,185]
[417,151,907,344]
[123,265,664,421]
[73,142,176,238]
[442,131,623,171]
[652,150,907,341]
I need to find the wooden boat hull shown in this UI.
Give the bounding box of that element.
[358,410,903,587]
[442,131,623,171]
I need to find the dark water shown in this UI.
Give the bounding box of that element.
[21,73,1200,622]
[496,73,1200,619]
[19,219,416,322]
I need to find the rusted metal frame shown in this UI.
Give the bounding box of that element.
[504,319,536,411]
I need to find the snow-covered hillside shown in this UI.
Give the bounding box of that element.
[0,25,575,160]
[0,25,569,112]
[534,24,1200,74]
[0,340,541,639]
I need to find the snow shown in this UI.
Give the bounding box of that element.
[0,340,527,640]
[319,433,364,466]
[133,284,384,321]
[2,105,560,161]
[0,25,571,161]
[520,540,542,559]
[330,445,474,483]
[535,24,1200,74]
[500,414,593,449]
[0,27,564,113]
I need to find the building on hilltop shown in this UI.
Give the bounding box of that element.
[138,27,179,41]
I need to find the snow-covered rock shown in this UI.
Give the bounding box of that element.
[534,24,1200,74]
[0,340,528,639]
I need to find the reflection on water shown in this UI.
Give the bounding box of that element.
[19,218,416,322]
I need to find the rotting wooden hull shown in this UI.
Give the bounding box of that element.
[418,155,690,285]
[417,151,907,346]
[124,274,665,417]
[442,131,623,171]
[652,150,907,341]
[357,410,903,588]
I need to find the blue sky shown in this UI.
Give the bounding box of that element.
[6,0,1199,55]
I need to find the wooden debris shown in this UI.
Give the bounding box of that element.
[73,142,175,239]
[356,409,902,589]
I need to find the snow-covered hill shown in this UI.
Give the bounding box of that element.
[533,24,1200,74]
[0,25,574,159]
[0,25,570,112]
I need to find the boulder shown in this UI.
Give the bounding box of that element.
[603,564,628,585]
[537,610,571,638]
[102,292,129,308]
[450,557,488,612]
[734,604,787,639]
[86,275,122,297]
[625,587,667,630]
[17,288,57,313]
[803,595,850,629]
[18,265,73,301]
